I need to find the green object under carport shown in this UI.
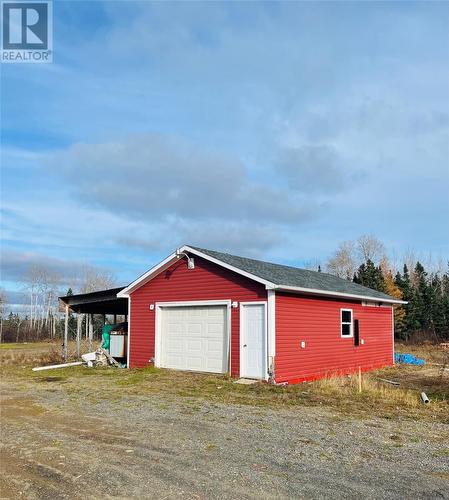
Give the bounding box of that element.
[101,324,115,351]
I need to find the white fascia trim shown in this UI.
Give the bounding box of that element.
[274,285,407,305]
[117,251,180,297]
[117,245,276,297]
[183,246,275,288]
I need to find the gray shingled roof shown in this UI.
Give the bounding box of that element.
[190,246,395,301]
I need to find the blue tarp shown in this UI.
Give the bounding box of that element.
[394,352,425,366]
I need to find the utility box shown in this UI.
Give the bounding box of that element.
[110,334,127,358]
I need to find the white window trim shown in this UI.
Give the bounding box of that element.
[340,308,353,338]
[154,300,232,373]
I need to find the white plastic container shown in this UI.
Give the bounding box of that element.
[110,334,128,358]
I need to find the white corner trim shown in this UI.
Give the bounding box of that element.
[391,305,395,364]
[267,290,276,358]
[275,285,407,305]
[154,299,232,372]
[126,296,131,368]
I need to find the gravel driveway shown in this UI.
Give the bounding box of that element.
[1,382,448,499]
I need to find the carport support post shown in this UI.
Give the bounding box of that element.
[63,305,69,361]
[88,314,93,351]
[76,314,81,357]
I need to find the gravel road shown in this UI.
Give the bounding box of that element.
[1,382,448,499]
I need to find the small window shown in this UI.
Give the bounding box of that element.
[341,309,353,337]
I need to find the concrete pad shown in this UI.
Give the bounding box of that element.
[234,378,258,385]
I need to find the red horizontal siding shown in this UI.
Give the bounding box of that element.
[275,292,393,384]
[129,256,266,376]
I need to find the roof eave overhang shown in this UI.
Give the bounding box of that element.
[116,245,407,305]
[273,285,407,305]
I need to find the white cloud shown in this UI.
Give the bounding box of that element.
[50,133,324,225]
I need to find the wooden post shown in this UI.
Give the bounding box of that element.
[76,314,81,357]
[113,314,117,324]
[85,313,88,340]
[88,314,93,351]
[358,366,362,393]
[63,305,69,361]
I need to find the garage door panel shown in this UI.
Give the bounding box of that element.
[167,339,184,351]
[185,357,203,370]
[166,354,185,368]
[187,323,202,335]
[186,339,202,352]
[207,339,222,352]
[167,322,183,333]
[160,305,227,374]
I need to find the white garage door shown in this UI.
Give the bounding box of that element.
[160,305,228,373]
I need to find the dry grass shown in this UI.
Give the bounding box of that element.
[1,341,447,423]
[0,345,63,367]
[312,373,420,409]
[0,340,101,367]
[395,341,449,365]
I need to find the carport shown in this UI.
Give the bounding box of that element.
[59,287,128,361]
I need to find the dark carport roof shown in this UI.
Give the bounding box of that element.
[59,287,127,314]
[190,246,396,302]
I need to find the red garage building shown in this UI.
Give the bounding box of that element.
[117,245,404,384]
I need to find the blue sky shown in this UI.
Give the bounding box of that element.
[1,0,449,299]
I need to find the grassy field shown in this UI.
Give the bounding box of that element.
[1,340,448,423]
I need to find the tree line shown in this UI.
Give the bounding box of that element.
[0,264,117,343]
[1,237,448,343]
[327,235,449,341]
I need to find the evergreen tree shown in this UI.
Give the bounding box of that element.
[353,259,386,292]
[429,273,445,335]
[395,264,419,335]
[413,262,431,330]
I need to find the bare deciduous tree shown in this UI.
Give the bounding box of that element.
[326,241,356,280]
[356,235,386,264]
[78,265,117,293]
[23,265,61,338]
[0,289,6,343]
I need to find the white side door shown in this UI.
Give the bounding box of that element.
[240,303,267,379]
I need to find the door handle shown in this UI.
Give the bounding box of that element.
[243,344,247,347]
